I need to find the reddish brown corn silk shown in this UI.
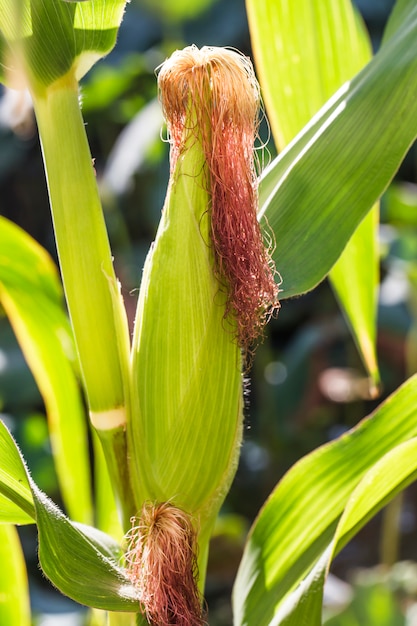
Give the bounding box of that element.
[158,45,280,349]
[125,502,203,626]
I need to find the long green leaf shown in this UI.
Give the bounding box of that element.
[0,421,140,612]
[329,209,379,386]
[247,0,371,144]
[0,525,31,626]
[273,438,417,626]
[247,0,379,384]
[233,374,417,625]
[257,2,417,300]
[0,217,92,524]
[0,419,35,523]
[32,483,139,612]
[335,438,417,552]
[382,0,415,44]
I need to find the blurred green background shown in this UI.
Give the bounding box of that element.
[3,0,417,624]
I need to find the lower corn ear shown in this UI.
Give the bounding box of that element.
[125,502,204,626]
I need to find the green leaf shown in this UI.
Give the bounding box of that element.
[247,0,371,144]
[0,0,127,90]
[381,0,415,44]
[335,439,417,553]
[274,438,417,626]
[247,0,379,384]
[0,419,35,523]
[248,0,379,381]
[0,421,140,612]
[233,374,417,626]
[0,525,31,626]
[0,217,93,524]
[256,2,417,300]
[330,208,380,386]
[33,483,139,612]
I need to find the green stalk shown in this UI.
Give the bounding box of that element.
[32,73,134,528]
[32,74,128,412]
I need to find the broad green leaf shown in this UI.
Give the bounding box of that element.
[275,438,417,626]
[0,525,31,626]
[247,0,371,144]
[334,438,417,553]
[0,421,140,612]
[382,0,415,44]
[247,0,379,383]
[329,209,379,386]
[256,3,417,300]
[33,484,139,611]
[233,374,417,626]
[0,0,127,90]
[0,419,35,523]
[0,217,93,524]
[0,491,33,525]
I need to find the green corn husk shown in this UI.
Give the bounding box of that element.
[128,49,279,607]
[129,103,243,521]
[128,119,243,607]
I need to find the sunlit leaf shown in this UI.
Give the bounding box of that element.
[330,209,380,387]
[0,525,31,626]
[256,3,417,303]
[33,483,139,611]
[0,419,35,523]
[273,437,417,626]
[0,217,92,524]
[0,421,140,612]
[233,374,417,625]
[0,0,128,89]
[248,0,379,383]
[247,0,371,144]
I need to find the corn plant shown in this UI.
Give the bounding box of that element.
[1,0,417,625]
